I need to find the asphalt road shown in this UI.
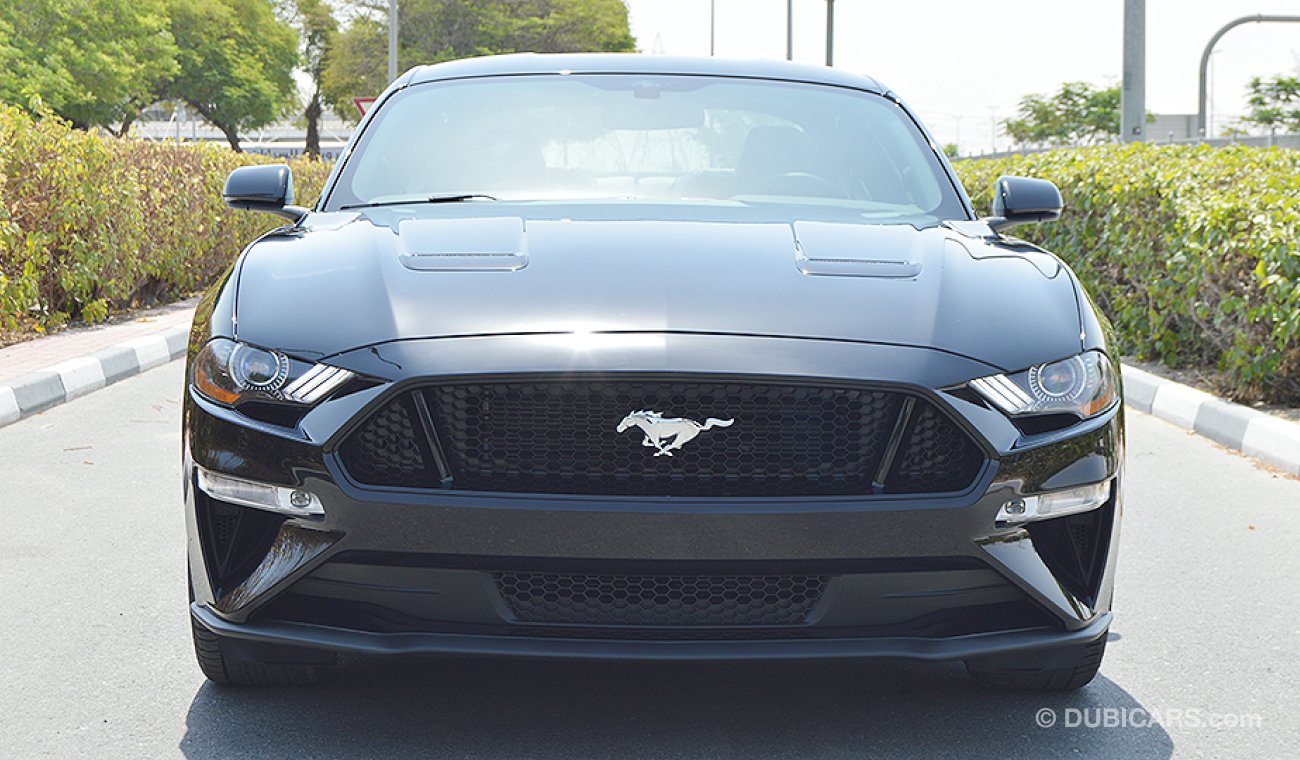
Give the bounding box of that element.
[1,362,1297,759]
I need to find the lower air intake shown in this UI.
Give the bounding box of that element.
[494,571,827,627]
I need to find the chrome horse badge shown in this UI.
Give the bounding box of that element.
[616,410,734,457]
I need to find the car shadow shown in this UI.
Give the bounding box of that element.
[179,655,1173,758]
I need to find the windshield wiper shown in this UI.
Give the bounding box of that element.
[340,193,498,210]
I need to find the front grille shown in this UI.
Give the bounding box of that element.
[884,400,988,493]
[337,377,986,497]
[337,394,433,488]
[495,571,827,627]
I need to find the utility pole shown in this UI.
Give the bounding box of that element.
[825,0,835,66]
[1121,0,1145,142]
[787,0,793,61]
[388,0,398,83]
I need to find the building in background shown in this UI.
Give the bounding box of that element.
[131,104,352,161]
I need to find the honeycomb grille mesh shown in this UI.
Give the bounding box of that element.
[495,572,827,627]
[206,500,241,568]
[885,400,987,493]
[337,378,986,497]
[426,380,901,497]
[338,395,432,488]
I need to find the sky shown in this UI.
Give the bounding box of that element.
[624,0,1300,154]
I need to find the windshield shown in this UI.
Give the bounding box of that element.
[324,74,966,221]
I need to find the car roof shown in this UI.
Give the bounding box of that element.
[405,53,886,93]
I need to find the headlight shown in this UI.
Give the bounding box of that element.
[970,350,1117,419]
[192,338,354,406]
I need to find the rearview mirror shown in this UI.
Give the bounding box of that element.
[223,164,307,222]
[986,175,1062,232]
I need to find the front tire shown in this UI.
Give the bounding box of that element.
[191,617,334,686]
[965,635,1106,691]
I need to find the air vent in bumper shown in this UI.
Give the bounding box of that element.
[495,571,827,627]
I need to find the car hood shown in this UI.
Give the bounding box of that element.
[233,210,1082,372]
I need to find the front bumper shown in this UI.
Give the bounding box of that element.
[184,334,1123,662]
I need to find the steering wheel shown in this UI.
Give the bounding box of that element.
[747,171,848,199]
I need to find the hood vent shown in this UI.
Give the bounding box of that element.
[397,216,528,272]
[795,251,923,278]
[793,221,923,279]
[399,252,529,271]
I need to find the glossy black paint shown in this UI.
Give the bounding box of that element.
[187,54,1123,663]
[222,164,307,222]
[232,210,1083,373]
[988,175,1064,231]
[404,53,889,91]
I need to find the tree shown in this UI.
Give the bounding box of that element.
[278,0,339,158]
[322,0,636,122]
[162,0,299,152]
[491,0,636,53]
[1242,75,1300,134]
[321,12,386,122]
[1003,81,1120,147]
[0,0,178,132]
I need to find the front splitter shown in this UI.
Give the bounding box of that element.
[191,603,1110,665]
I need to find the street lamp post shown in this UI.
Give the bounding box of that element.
[1196,14,1300,137]
[1207,50,1216,139]
[787,0,793,61]
[825,0,835,66]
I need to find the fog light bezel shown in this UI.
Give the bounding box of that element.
[996,480,1111,527]
[195,466,324,517]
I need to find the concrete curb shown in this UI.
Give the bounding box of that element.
[1122,364,1300,476]
[0,326,188,428]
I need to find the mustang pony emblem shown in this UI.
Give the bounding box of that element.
[616,410,734,457]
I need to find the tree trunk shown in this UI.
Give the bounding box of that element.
[111,115,136,138]
[304,89,322,160]
[187,100,242,152]
[219,123,243,153]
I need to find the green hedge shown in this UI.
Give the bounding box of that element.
[0,105,330,334]
[956,144,1300,404]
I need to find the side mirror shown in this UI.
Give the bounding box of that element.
[986,175,1062,232]
[222,164,307,222]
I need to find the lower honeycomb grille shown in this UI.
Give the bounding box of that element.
[336,376,986,497]
[494,572,828,627]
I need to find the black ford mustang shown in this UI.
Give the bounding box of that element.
[184,54,1122,690]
